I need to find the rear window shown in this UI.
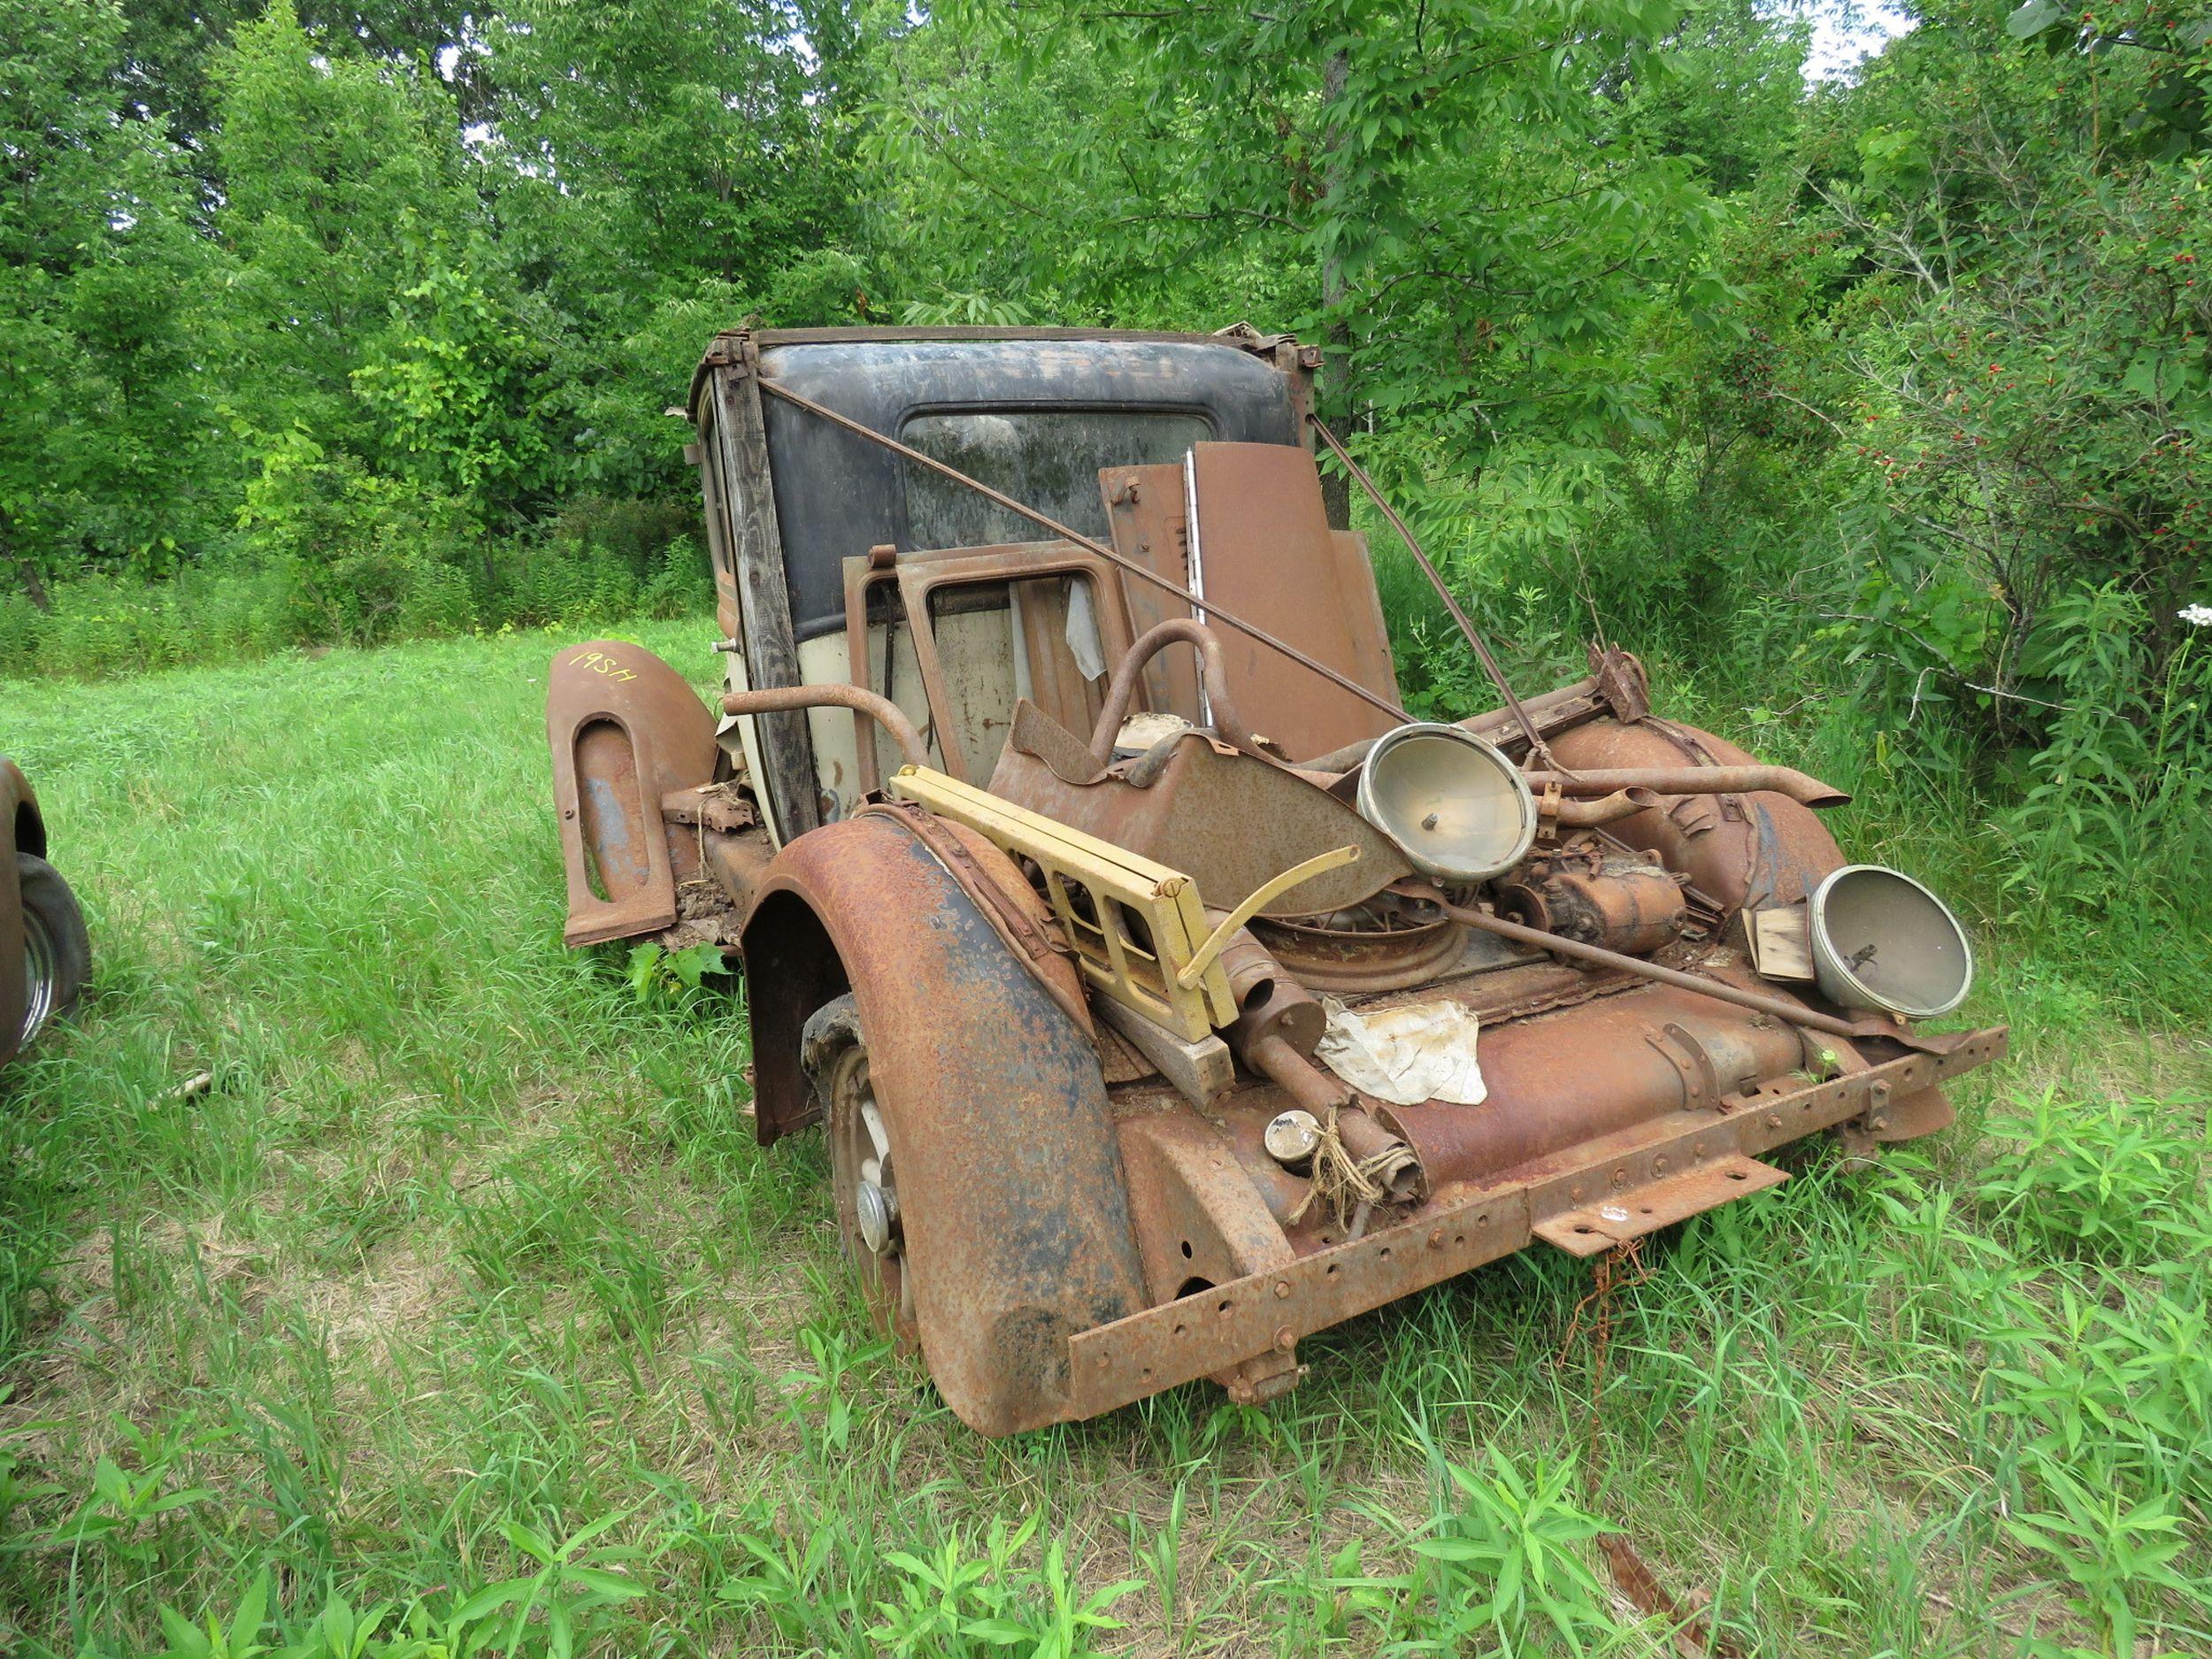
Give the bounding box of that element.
[900,409,1213,549]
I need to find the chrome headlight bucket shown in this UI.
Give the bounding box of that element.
[1809,864,1974,1019]
[1355,723,1538,884]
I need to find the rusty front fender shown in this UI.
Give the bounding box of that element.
[742,814,1150,1435]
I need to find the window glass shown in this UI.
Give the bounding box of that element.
[899,410,1213,549]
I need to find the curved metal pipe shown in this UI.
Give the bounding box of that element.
[1524,766,1848,809]
[1551,786,1664,828]
[722,684,930,772]
[1087,619,1259,763]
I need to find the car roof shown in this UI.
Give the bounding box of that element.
[689,326,1298,404]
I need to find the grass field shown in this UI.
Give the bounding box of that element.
[1,620,2207,1657]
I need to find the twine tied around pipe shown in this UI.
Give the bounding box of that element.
[1287,1107,1414,1236]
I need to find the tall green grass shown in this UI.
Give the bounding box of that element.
[0,621,2205,1655]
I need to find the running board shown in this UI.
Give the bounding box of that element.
[1534,1155,1788,1256]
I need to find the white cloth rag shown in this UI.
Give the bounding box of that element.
[1315,996,1486,1107]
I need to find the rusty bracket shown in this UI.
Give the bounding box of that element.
[1535,777,1565,845]
[1646,1020,1728,1110]
[1535,1154,1789,1256]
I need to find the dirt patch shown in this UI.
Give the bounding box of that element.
[295,1236,465,1360]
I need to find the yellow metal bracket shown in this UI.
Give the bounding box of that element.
[887,766,1239,1041]
[1175,845,1359,989]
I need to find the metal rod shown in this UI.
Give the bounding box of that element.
[1406,884,1863,1040]
[1308,415,1555,765]
[1299,674,1602,774]
[754,375,1419,731]
[1551,787,1663,828]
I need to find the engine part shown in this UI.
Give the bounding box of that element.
[1809,864,1975,1018]
[1494,848,1687,957]
[1243,1030,1352,1116]
[1251,890,1474,994]
[1542,717,1847,915]
[1219,929,1326,1055]
[1086,618,1259,761]
[1522,766,1849,809]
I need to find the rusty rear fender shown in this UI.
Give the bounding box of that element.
[741,813,1149,1435]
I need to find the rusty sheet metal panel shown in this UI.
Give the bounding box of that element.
[742,813,1149,1435]
[546,641,719,947]
[1100,451,1403,760]
[1376,981,1808,1192]
[1100,462,1203,719]
[1116,1111,1295,1302]
[1062,1026,2006,1421]
[1187,442,1402,761]
[987,725,1409,918]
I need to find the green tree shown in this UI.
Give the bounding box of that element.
[351,247,551,519]
[480,0,869,498]
[0,0,217,600]
[209,0,479,445]
[864,0,1735,540]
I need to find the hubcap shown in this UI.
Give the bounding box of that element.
[856,1178,898,1255]
[853,1092,901,1255]
[830,1048,914,1340]
[19,905,57,1046]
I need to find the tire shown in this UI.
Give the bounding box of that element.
[18,853,90,1048]
[801,994,919,1348]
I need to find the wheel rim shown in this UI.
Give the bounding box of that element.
[19,903,58,1046]
[826,1046,917,1343]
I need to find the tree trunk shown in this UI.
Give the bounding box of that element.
[10,550,53,614]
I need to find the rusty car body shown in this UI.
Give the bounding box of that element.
[2,757,90,1069]
[545,326,2006,1436]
